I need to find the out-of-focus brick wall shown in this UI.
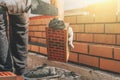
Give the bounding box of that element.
[28,0,120,73]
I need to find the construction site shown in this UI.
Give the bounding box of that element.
[0,0,120,80]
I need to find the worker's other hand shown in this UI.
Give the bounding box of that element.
[3,0,27,14]
[68,27,74,48]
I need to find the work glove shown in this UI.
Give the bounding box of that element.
[68,27,74,48]
[0,0,29,14]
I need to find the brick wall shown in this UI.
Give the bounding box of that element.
[29,0,120,73]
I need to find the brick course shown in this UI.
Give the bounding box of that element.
[100,58,120,73]
[85,24,104,33]
[79,54,99,67]
[71,42,88,54]
[29,1,120,73]
[77,33,93,42]
[94,34,116,44]
[89,45,113,58]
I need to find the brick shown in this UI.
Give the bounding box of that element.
[100,58,120,73]
[95,15,116,23]
[29,32,34,37]
[71,42,88,54]
[42,32,46,38]
[94,34,116,44]
[79,54,99,67]
[29,26,46,31]
[105,24,120,34]
[114,48,120,60]
[46,27,69,62]
[38,26,46,31]
[30,45,39,52]
[29,26,39,31]
[34,32,43,37]
[0,72,16,80]
[29,26,33,31]
[76,33,93,42]
[69,52,78,63]
[40,47,47,55]
[77,15,94,23]
[70,24,84,32]
[38,38,46,44]
[31,37,38,42]
[64,16,76,23]
[85,24,104,33]
[117,35,120,45]
[90,45,113,58]
[73,33,77,41]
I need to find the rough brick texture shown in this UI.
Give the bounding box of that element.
[85,24,104,33]
[100,58,120,73]
[89,45,113,58]
[71,42,88,54]
[117,35,120,45]
[77,33,93,42]
[94,34,116,45]
[79,54,99,67]
[114,48,120,60]
[46,27,69,62]
[0,72,16,80]
[69,52,78,63]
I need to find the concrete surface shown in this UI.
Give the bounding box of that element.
[27,52,120,80]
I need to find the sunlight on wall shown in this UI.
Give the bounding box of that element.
[64,0,106,10]
[86,0,106,4]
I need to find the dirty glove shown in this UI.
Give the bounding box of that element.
[68,27,74,48]
[1,0,27,14]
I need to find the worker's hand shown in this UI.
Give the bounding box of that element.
[68,27,74,48]
[2,0,27,14]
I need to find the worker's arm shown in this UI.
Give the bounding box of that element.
[50,0,64,20]
[0,0,31,14]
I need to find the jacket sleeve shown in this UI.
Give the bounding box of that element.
[3,0,31,14]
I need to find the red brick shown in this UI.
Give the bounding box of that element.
[40,47,47,55]
[117,35,120,45]
[69,52,78,63]
[79,54,99,67]
[100,58,120,73]
[70,24,84,32]
[76,33,93,42]
[31,37,38,42]
[38,38,46,44]
[94,34,116,44]
[30,16,53,25]
[73,33,77,41]
[38,26,46,31]
[114,48,120,60]
[0,72,16,80]
[29,32,34,37]
[30,26,38,31]
[29,26,33,31]
[85,24,104,33]
[71,42,88,54]
[30,45,39,52]
[42,32,46,38]
[105,24,120,34]
[46,27,69,62]
[34,32,43,37]
[90,45,113,58]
